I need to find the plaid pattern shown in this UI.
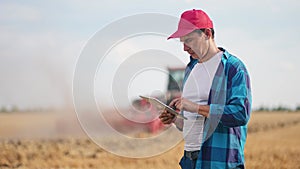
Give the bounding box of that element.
[196,48,252,169]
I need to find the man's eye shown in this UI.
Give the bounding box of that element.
[185,39,192,43]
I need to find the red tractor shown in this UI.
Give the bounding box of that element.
[56,67,186,137]
[128,67,186,134]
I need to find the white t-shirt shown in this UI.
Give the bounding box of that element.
[182,51,222,151]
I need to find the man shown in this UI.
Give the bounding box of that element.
[159,9,252,169]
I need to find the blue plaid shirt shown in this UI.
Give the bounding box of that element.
[195,48,252,169]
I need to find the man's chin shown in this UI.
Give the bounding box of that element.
[191,54,198,59]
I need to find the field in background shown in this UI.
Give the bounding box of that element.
[0,111,300,169]
[245,112,300,168]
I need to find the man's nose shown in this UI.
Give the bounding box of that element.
[183,44,190,51]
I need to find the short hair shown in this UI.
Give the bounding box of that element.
[193,28,215,39]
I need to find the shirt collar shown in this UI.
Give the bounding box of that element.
[218,47,230,60]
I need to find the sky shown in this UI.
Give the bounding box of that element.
[1,0,300,110]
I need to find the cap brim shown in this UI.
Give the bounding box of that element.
[167,28,196,40]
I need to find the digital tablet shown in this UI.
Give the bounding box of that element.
[139,95,187,120]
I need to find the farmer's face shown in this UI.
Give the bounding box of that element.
[180,30,208,60]
[183,44,198,59]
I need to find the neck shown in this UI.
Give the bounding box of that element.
[199,42,220,63]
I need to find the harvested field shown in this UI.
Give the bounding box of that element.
[245,112,300,169]
[0,111,300,169]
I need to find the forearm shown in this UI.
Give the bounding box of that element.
[172,105,209,131]
[197,105,210,117]
[211,98,251,127]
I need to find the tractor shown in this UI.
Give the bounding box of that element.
[55,67,186,137]
[127,67,186,134]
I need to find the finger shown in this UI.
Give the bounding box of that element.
[160,110,170,115]
[160,113,175,122]
[166,112,175,118]
[159,113,168,119]
[161,117,171,124]
[162,118,173,124]
[159,112,173,120]
[175,100,181,109]
[169,98,180,106]
[175,98,182,106]
[159,111,172,119]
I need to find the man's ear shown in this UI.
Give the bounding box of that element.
[204,29,211,39]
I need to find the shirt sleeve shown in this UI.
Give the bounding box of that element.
[209,70,252,127]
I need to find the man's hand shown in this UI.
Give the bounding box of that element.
[171,97,198,113]
[159,110,176,124]
[171,97,210,117]
[159,100,178,124]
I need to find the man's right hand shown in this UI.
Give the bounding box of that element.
[159,110,176,125]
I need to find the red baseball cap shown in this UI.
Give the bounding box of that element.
[168,9,213,40]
